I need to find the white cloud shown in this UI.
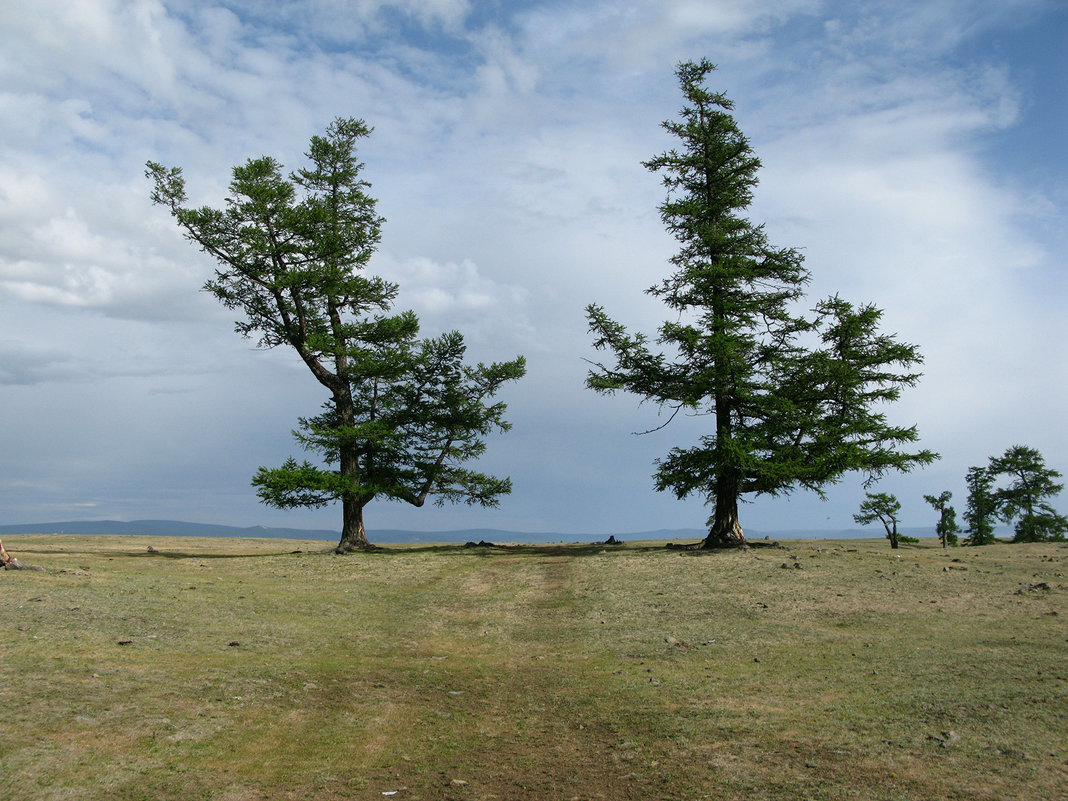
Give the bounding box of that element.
[0,163,214,320]
[0,0,1063,532]
[510,0,820,75]
[0,0,184,108]
[374,254,533,351]
[734,26,1066,523]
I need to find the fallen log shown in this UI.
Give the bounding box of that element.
[0,539,45,572]
[4,558,46,572]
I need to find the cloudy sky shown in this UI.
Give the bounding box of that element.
[1,0,1065,537]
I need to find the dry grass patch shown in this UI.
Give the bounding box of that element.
[1,534,1065,800]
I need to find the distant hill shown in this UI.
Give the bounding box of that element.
[0,518,953,543]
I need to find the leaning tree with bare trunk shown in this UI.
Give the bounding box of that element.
[855,492,903,550]
[586,60,935,548]
[149,118,525,552]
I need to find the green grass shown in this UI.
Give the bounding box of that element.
[1,535,1065,800]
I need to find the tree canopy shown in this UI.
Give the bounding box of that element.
[854,491,903,549]
[989,445,1067,542]
[586,59,936,548]
[923,490,960,548]
[962,465,999,545]
[148,118,525,552]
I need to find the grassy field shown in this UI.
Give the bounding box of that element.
[0,534,1065,800]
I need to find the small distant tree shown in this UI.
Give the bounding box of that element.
[923,490,960,548]
[989,445,1068,542]
[854,492,903,549]
[962,466,998,545]
[148,118,526,553]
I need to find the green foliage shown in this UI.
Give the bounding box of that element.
[148,118,525,550]
[853,491,903,548]
[962,466,998,545]
[586,59,936,546]
[257,332,526,511]
[962,447,1068,545]
[923,490,960,547]
[988,445,1067,542]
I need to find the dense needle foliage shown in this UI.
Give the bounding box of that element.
[924,490,961,548]
[148,118,525,551]
[989,445,1067,542]
[587,60,936,547]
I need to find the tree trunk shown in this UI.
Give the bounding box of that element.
[885,521,898,549]
[336,498,372,553]
[702,514,746,548]
[700,473,746,548]
[333,388,375,553]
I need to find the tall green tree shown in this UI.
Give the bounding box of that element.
[989,445,1067,542]
[962,466,998,545]
[148,118,526,553]
[923,490,960,547]
[854,491,903,549]
[586,59,936,548]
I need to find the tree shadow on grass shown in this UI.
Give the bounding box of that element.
[15,538,785,562]
[128,542,687,560]
[12,545,332,561]
[375,540,705,558]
